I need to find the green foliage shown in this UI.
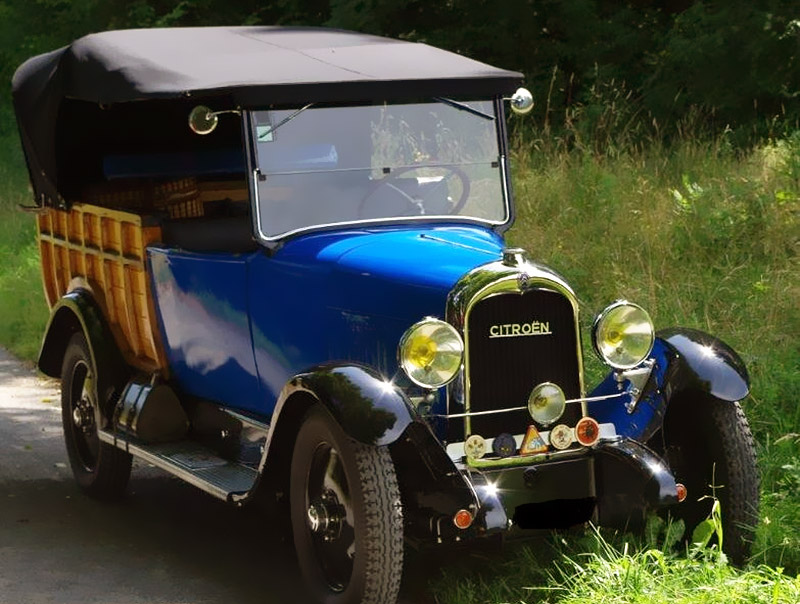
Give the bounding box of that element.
[691,498,724,554]
[549,530,799,604]
[1,0,799,141]
[0,140,48,360]
[503,129,799,588]
[431,521,800,604]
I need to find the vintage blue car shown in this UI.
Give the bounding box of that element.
[13,26,758,604]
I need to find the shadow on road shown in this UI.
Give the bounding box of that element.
[0,429,439,604]
[0,473,311,604]
[0,349,440,604]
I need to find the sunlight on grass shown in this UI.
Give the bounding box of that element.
[432,523,800,604]
[0,139,49,360]
[549,529,799,604]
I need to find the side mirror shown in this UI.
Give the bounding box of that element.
[188,105,241,135]
[507,88,534,115]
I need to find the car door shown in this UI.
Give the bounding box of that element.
[148,246,263,414]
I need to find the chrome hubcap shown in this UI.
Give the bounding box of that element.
[69,360,100,470]
[72,396,95,434]
[307,490,345,541]
[304,444,356,591]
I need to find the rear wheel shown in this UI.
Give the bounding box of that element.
[660,397,759,564]
[61,332,132,499]
[290,406,403,604]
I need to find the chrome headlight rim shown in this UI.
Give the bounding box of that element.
[592,300,655,370]
[398,317,464,388]
[527,381,567,427]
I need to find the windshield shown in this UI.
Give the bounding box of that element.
[251,100,508,240]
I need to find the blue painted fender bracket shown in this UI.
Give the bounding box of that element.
[591,327,750,443]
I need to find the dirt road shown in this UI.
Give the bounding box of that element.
[0,347,435,604]
[0,346,313,604]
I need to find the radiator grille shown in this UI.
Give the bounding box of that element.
[465,288,582,437]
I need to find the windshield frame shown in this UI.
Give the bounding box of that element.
[244,97,514,245]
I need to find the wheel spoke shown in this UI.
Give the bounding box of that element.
[306,443,355,590]
[68,360,99,471]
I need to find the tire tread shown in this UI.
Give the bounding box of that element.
[61,332,131,500]
[352,443,403,604]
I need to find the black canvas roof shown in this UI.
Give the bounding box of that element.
[12,26,522,206]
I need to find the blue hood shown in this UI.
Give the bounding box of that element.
[278,224,504,299]
[275,225,505,370]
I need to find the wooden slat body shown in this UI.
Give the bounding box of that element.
[37,204,166,372]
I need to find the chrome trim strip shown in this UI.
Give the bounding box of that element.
[466,446,587,469]
[221,407,269,431]
[428,392,626,420]
[247,101,513,244]
[445,254,586,435]
[254,208,508,243]
[262,160,495,177]
[418,233,499,255]
[253,168,269,241]
[499,155,510,222]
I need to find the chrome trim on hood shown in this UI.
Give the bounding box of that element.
[445,251,586,435]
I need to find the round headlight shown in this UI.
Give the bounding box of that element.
[398,318,463,388]
[527,382,566,426]
[592,301,655,369]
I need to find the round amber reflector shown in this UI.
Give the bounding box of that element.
[575,417,600,447]
[453,509,474,530]
[676,483,688,503]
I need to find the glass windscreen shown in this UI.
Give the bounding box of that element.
[252,100,508,239]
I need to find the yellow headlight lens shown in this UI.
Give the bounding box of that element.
[399,318,463,388]
[593,301,655,369]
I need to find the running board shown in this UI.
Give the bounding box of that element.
[98,430,258,502]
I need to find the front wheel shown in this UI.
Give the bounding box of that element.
[660,397,759,564]
[290,406,403,604]
[61,332,132,499]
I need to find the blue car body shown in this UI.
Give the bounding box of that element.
[148,224,504,420]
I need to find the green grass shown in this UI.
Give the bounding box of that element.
[430,524,800,604]
[0,127,798,601]
[0,141,48,361]
[428,132,799,601]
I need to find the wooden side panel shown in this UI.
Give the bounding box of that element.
[37,204,167,373]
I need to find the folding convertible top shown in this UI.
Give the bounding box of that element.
[12,26,522,206]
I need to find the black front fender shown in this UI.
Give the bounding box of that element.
[276,363,414,446]
[593,327,749,444]
[659,327,749,402]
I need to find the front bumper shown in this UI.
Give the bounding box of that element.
[440,437,678,542]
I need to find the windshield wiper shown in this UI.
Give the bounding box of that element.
[433,97,495,120]
[257,102,315,140]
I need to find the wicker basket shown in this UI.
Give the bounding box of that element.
[82,178,203,218]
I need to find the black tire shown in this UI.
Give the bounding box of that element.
[290,406,403,604]
[660,397,759,564]
[61,332,132,499]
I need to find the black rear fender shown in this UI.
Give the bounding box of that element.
[38,289,128,418]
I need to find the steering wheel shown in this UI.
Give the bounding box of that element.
[357,166,470,218]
